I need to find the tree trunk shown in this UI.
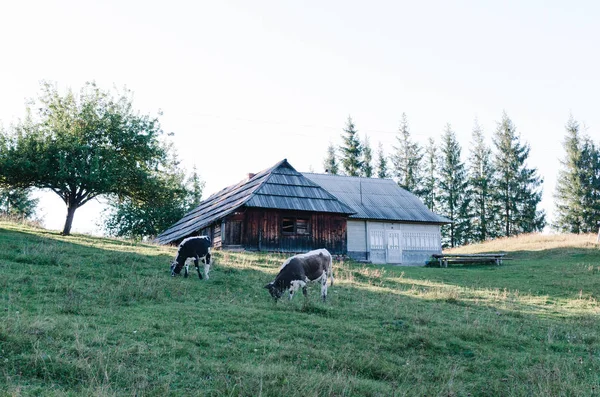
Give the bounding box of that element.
[62,205,77,235]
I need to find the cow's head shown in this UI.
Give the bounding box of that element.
[170,260,183,276]
[264,282,283,300]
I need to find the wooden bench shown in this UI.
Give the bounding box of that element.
[431,253,507,268]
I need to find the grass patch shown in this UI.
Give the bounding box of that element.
[1,222,599,396]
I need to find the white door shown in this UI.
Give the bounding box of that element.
[369,229,386,264]
[386,230,402,263]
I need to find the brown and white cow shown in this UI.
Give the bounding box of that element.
[264,248,334,302]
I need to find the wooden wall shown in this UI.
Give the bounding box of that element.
[220,208,347,254]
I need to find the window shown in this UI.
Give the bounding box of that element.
[296,219,309,235]
[282,217,310,235]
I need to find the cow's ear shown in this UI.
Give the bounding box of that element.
[264,283,272,289]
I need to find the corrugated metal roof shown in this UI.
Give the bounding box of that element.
[155,159,355,244]
[303,173,451,224]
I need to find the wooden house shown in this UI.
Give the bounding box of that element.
[155,159,355,254]
[303,173,451,265]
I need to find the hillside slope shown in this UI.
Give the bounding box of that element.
[446,232,600,254]
[1,221,599,396]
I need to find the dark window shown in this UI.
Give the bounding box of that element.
[282,218,295,235]
[281,217,310,235]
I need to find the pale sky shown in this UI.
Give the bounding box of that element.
[1,0,599,234]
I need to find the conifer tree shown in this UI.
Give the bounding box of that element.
[421,137,438,211]
[391,113,422,192]
[491,112,545,237]
[468,120,495,242]
[361,135,373,177]
[438,124,471,247]
[376,142,390,179]
[187,165,205,210]
[579,138,600,232]
[323,143,339,174]
[554,116,585,233]
[339,116,363,176]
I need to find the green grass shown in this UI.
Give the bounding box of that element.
[1,221,599,396]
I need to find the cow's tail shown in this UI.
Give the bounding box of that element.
[329,253,334,286]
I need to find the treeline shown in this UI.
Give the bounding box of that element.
[324,112,548,247]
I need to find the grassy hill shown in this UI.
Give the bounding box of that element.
[1,221,599,396]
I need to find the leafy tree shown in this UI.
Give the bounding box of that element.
[554,116,585,233]
[0,82,167,235]
[323,143,339,174]
[438,124,471,247]
[103,144,203,239]
[391,113,422,192]
[339,116,363,176]
[421,137,438,211]
[491,112,545,237]
[376,142,390,179]
[361,135,373,178]
[468,120,495,242]
[0,187,39,219]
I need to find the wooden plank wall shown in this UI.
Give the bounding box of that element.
[234,208,347,254]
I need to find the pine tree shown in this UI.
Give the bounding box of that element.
[438,124,471,247]
[421,138,438,211]
[391,113,422,192]
[468,120,494,242]
[579,138,600,232]
[553,116,585,233]
[491,112,545,237]
[376,142,390,179]
[323,143,339,175]
[362,135,373,177]
[187,165,204,210]
[339,116,363,176]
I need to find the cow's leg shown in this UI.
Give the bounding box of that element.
[203,254,211,280]
[184,260,189,278]
[194,256,203,279]
[320,273,328,302]
[289,280,306,301]
[302,277,309,297]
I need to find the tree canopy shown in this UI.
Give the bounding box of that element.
[103,146,204,239]
[0,82,168,235]
[0,187,39,219]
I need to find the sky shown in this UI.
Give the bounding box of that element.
[1,0,599,235]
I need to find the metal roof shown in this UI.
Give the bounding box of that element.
[303,173,451,224]
[155,159,355,244]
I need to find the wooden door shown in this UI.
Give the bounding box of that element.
[227,221,242,245]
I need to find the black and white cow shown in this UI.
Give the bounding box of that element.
[264,248,334,302]
[170,236,212,279]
